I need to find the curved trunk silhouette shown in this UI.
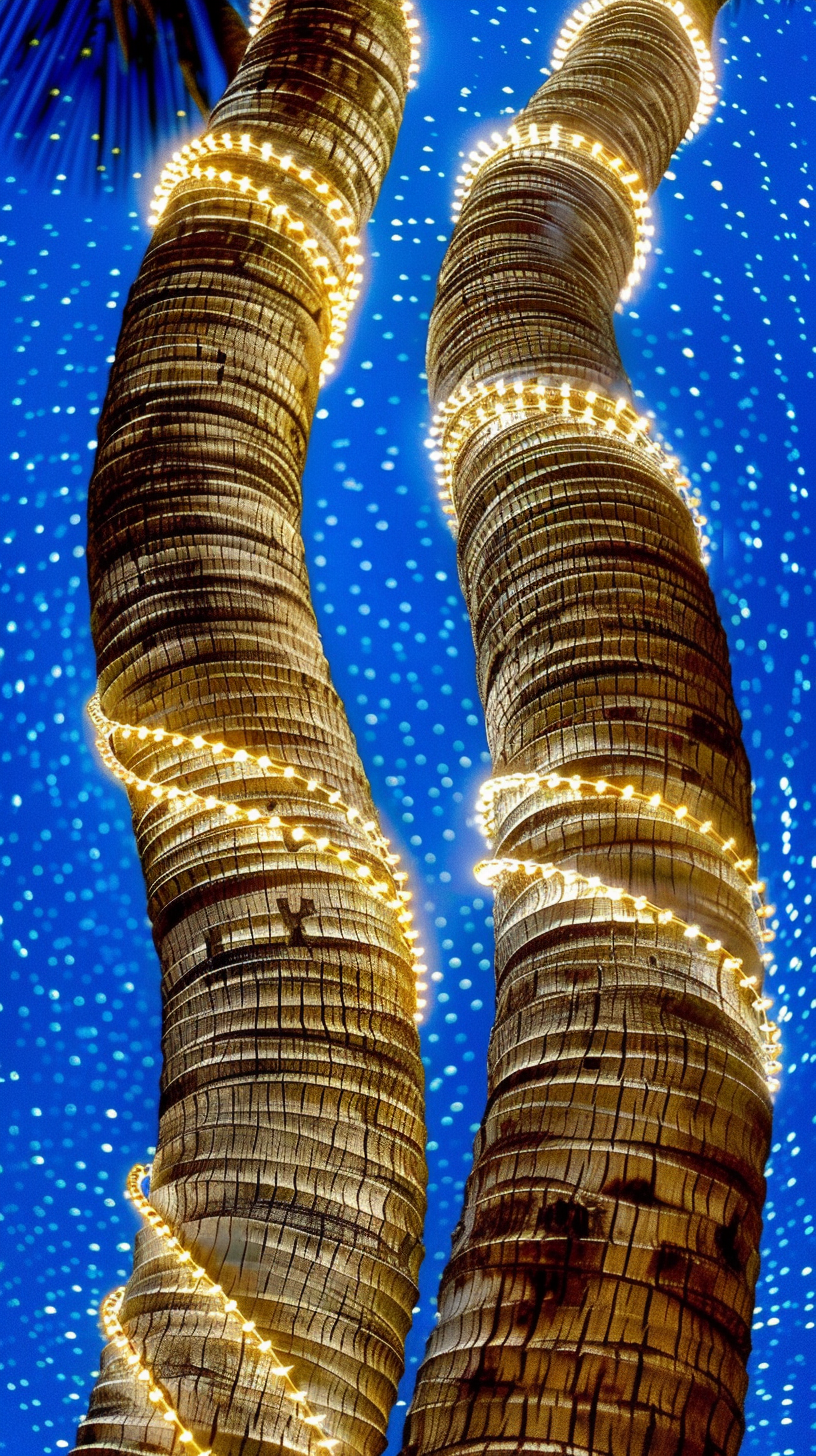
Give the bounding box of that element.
[72,4,426,1454]
[402,2,775,1454]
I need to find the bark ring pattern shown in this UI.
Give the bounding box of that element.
[403,0,771,1442]
[76,5,426,1450]
[88,693,429,1016]
[99,1166,343,1454]
[551,0,717,138]
[474,773,782,1092]
[248,0,422,85]
[427,379,710,557]
[148,132,364,381]
[453,123,654,306]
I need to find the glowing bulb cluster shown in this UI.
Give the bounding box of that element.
[473,856,781,1091]
[148,132,363,382]
[87,694,428,1019]
[248,0,421,90]
[99,1165,342,1453]
[426,378,710,558]
[550,0,717,139]
[452,122,653,306]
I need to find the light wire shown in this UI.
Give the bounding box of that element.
[453,122,653,307]
[426,378,710,559]
[474,771,781,1091]
[147,131,362,382]
[550,0,717,138]
[87,693,428,1015]
[98,1164,342,1453]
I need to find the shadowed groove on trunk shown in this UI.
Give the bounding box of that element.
[71,4,426,1454]
[401,3,773,1455]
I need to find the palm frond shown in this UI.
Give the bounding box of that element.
[0,0,248,187]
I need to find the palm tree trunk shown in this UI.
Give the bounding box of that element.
[72,4,425,1454]
[401,3,775,1454]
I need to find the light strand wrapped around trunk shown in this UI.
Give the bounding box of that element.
[72,4,427,1454]
[401,2,773,1455]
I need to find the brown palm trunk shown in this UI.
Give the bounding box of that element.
[402,3,774,1454]
[72,4,426,1453]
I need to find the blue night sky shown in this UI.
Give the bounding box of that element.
[0,0,814,1452]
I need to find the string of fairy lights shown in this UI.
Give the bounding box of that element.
[474,854,781,1091]
[147,3,420,381]
[425,378,711,559]
[98,1165,342,1453]
[148,132,362,384]
[87,693,428,1017]
[92,8,426,1440]
[88,685,429,1450]
[429,0,777,1098]
[550,0,718,139]
[474,771,782,1091]
[477,771,772,906]
[453,123,654,308]
[100,1289,213,1454]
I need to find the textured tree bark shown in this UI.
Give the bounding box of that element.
[72,4,426,1454]
[401,3,773,1455]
